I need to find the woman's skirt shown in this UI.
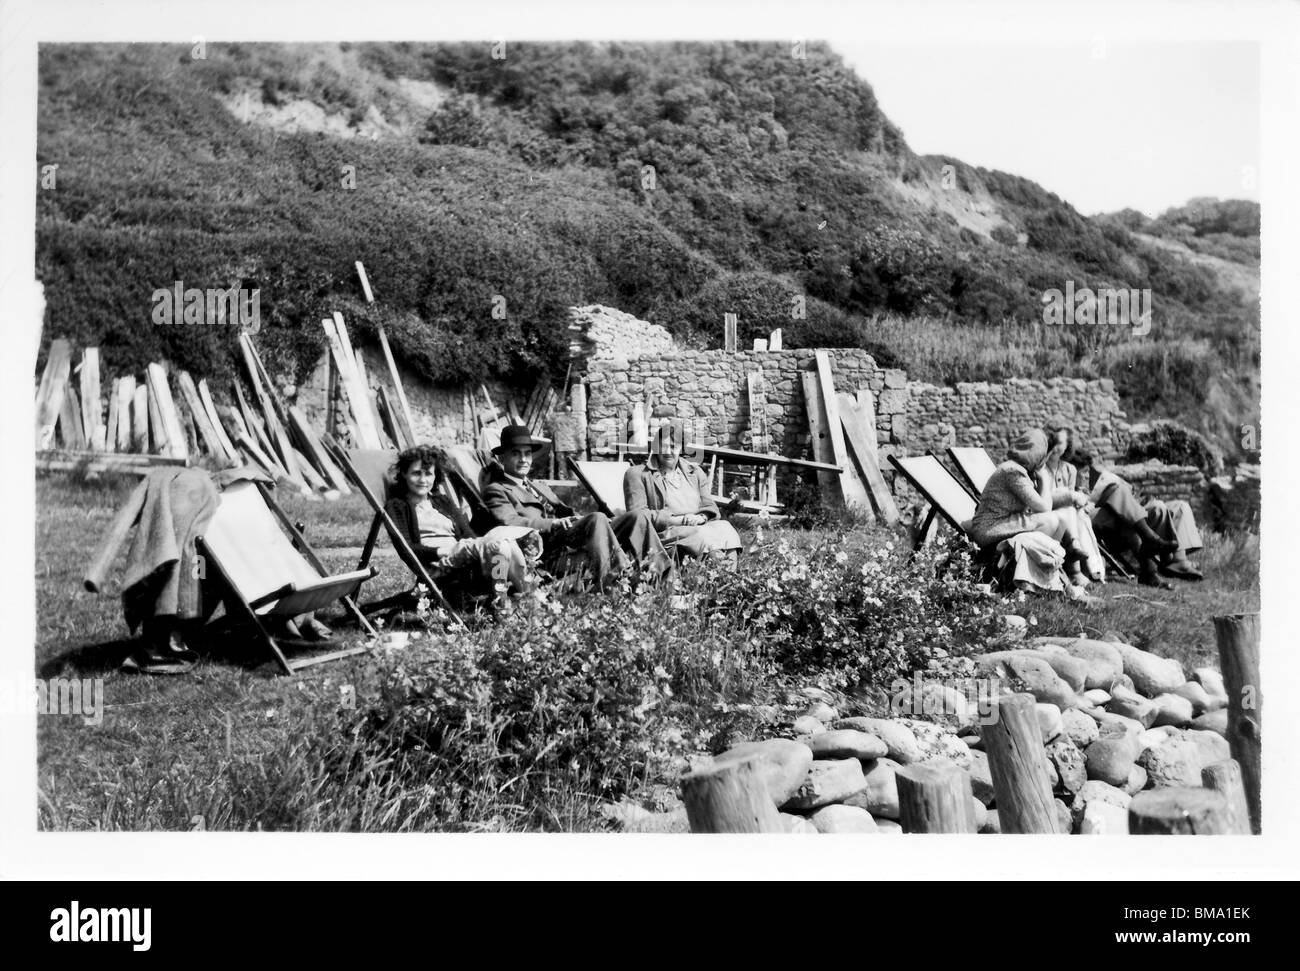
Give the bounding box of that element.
[663,520,743,559]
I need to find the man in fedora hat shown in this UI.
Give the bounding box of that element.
[482,425,672,589]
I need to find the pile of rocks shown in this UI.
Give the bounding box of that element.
[568,305,676,368]
[674,635,1232,835]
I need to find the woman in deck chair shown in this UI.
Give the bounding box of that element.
[1042,422,1107,584]
[623,420,742,565]
[384,445,537,601]
[1063,445,1203,588]
[968,428,1095,595]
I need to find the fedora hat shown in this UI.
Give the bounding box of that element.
[492,424,545,455]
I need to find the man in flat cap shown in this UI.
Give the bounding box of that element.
[481,425,672,589]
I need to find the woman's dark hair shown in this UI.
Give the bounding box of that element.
[1043,422,1073,452]
[391,445,445,494]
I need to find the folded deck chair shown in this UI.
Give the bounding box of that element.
[568,458,631,517]
[946,444,1131,580]
[195,479,377,675]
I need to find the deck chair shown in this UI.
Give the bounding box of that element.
[568,458,631,517]
[887,454,979,550]
[946,445,1132,581]
[321,439,466,627]
[195,479,377,675]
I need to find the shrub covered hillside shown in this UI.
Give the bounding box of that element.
[37,42,1259,458]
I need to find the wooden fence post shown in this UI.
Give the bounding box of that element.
[682,754,784,834]
[1201,759,1252,835]
[1129,787,1231,835]
[983,692,1060,833]
[897,759,977,833]
[1214,612,1261,834]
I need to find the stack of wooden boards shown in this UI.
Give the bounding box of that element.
[34,314,564,494]
[802,350,900,525]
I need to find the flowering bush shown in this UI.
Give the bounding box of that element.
[706,530,1005,690]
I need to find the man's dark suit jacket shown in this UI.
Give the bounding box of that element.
[481,464,575,536]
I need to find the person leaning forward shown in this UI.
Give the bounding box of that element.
[481,425,673,589]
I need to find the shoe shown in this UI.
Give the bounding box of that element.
[1139,570,1174,590]
[1161,561,1204,582]
[300,617,335,641]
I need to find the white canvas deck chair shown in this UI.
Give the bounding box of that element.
[887,453,978,550]
[195,479,377,675]
[568,458,631,517]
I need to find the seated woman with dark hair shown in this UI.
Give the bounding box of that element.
[1042,423,1107,583]
[968,428,1095,593]
[1065,446,1203,588]
[623,420,743,564]
[384,444,535,599]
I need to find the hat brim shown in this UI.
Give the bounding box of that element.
[492,440,546,455]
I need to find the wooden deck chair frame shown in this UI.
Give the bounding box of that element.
[887,453,979,551]
[944,445,1133,581]
[567,457,630,517]
[195,479,377,676]
[321,436,467,630]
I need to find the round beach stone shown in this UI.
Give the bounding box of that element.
[1171,681,1214,717]
[1083,689,1112,707]
[975,652,1079,710]
[970,798,988,831]
[808,729,889,761]
[1071,779,1132,831]
[1092,711,1145,740]
[1062,708,1100,748]
[1112,643,1185,697]
[1191,709,1229,736]
[1192,667,1229,704]
[874,818,904,834]
[792,715,826,737]
[1185,728,1231,767]
[809,803,880,834]
[1151,693,1195,728]
[1137,738,1204,789]
[1081,800,1130,835]
[1085,737,1139,787]
[780,812,819,834]
[1036,703,1064,743]
[979,809,1000,834]
[842,757,901,819]
[1055,799,1072,833]
[965,749,996,807]
[1029,647,1090,692]
[832,717,923,764]
[1105,686,1159,728]
[805,701,840,724]
[714,739,815,806]
[1122,764,1149,796]
[1047,737,1087,794]
[780,757,868,812]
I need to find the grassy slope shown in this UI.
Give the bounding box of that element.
[36,42,1259,460]
[37,474,1258,830]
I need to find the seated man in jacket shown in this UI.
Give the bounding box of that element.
[482,425,672,589]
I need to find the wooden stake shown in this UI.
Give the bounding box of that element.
[1129,787,1231,835]
[117,376,136,452]
[1215,612,1261,833]
[35,339,72,449]
[681,753,784,833]
[145,363,188,459]
[814,351,870,510]
[768,328,782,351]
[198,379,238,459]
[896,759,977,833]
[104,379,120,454]
[800,370,841,504]
[59,383,87,449]
[131,383,148,453]
[838,390,899,524]
[723,312,738,353]
[80,348,103,450]
[1202,759,1252,835]
[983,692,1061,833]
[177,371,231,462]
